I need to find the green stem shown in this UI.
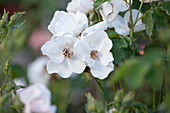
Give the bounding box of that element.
[0,70,9,93]
[128,0,134,39]
[119,79,123,90]
[113,82,116,94]
[158,75,165,106]
[94,77,111,102]
[0,84,12,92]
[133,0,144,27]
[123,77,129,92]
[0,34,5,45]
[153,89,157,111]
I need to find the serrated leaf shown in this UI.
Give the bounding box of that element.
[160,1,170,15]
[143,10,154,37]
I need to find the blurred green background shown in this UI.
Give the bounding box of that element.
[0,0,170,113]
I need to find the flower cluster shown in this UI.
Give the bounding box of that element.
[41,0,146,79]
[41,0,115,80]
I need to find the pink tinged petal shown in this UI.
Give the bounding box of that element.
[99,38,114,65]
[75,40,95,67]
[31,99,51,113]
[24,104,31,113]
[91,61,114,79]
[48,11,67,35]
[19,85,41,104]
[82,30,108,50]
[68,55,86,74]
[36,84,51,100]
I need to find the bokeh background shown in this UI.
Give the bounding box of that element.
[0,0,170,113]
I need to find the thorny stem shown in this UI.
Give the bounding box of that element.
[128,0,134,39]
[94,77,111,102]
[133,0,144,27]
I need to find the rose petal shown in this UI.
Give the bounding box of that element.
[91,61,114,79]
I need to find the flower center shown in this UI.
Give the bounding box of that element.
[90,50,99,59]
[62,48,73,59]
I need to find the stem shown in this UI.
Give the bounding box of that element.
[128,0,134,39]
[94,77,111,102]
[113,82,116,94]
[133,0,144,27]
[123,77,129,92]
[153,89,157,111]
[158,75,165,106]
[119,79,123,90]
[0,84,12,92]
[0,34,5,45]
[0,70,9,93]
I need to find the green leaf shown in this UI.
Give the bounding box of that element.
[111,58,139,83]
[9,20,25,33]
[94,0,111,9]
[153,7,169,30]
[146,64,162,88]
[106,30,120,38]
[125,61,151,90]
[111,37,128,65]
[160,1,170,16]
[143,10,154,37]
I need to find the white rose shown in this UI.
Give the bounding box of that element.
[111,9,145,36]
[18,83,56,113]
[48,11,88,37]
[66,0,94,14]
